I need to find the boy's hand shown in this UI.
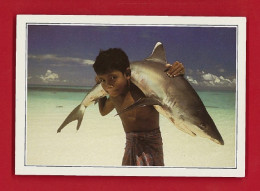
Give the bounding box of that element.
[165,61,185,77]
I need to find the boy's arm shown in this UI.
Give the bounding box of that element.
[98,96,115,116]
[165,61,185,77]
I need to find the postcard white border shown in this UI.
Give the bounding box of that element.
[15,15,246,177]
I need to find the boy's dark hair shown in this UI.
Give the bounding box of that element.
[93,48,130,74]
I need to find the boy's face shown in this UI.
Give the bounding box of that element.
[97,70,130,97]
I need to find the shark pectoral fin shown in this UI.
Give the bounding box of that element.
[115,97,162,116]
[57,104,86,133]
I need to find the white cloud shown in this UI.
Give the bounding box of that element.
[39,70,60,83]
[202,73,217,81]
[186,70,236,90]
[82,59,95,65]
[29,54,95,66]
[187,76,198,85]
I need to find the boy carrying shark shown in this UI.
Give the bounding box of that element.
[93,48,184,166]
[57,42,224,166]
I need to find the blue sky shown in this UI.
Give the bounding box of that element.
[27,25,237,90]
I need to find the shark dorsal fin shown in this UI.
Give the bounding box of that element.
[145,42,167,63]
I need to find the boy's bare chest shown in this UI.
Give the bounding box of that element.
[112,84,144,110]
[114,92,154,121]
[112,92,135,113]
[110,90,159,132]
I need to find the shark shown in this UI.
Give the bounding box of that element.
[57,42,224,145]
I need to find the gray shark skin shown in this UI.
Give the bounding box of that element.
[57,83,107,133]
[57,42,224,145]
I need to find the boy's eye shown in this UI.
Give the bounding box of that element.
[111,76,117,80]
[100,79,105,82]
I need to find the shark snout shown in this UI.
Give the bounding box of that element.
[205,126,224,145]
[211,137,224,145]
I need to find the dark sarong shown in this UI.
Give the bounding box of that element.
[122,128,164,166]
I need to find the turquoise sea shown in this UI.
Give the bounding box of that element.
[26,85,236,167]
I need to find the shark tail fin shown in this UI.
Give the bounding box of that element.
[57,104,86,133]
[115,97,162,116]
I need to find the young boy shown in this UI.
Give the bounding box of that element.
[93,48,185,166]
